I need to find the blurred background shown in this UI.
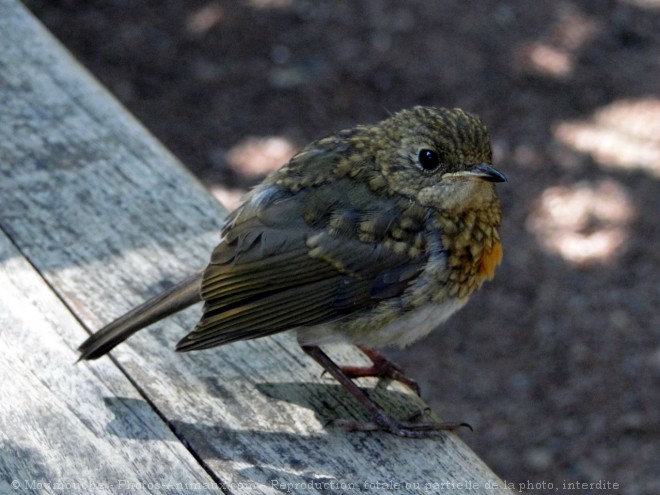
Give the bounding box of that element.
[23,1,659,493]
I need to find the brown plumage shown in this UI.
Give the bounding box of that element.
[78,106,506,437]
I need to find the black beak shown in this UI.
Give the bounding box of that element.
[468,163,507,183]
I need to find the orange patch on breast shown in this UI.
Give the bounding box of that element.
[479,241,503,280]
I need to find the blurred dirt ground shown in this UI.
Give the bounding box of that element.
[23,1,660,493]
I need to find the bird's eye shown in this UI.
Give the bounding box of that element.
[418,149,440,171]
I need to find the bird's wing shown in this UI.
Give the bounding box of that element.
[176,153,429,351]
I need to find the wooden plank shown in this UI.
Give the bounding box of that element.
[0,231,221,495]
[0,1,513,493]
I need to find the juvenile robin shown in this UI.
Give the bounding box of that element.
[78,106,506,438]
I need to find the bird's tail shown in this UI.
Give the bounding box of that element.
[78,270,204,361]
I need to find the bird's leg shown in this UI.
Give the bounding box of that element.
[339,345,421,396]
[301,345,466,438]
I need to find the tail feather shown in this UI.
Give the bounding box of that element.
[78,270,204,360]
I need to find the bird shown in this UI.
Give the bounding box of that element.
[78,106,506,438]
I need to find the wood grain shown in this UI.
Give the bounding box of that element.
[0,1,513,493]
[0,231,220,494]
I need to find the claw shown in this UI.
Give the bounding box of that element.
[340,346,422,396]
[301,344,467,439]
[333,418,468,437]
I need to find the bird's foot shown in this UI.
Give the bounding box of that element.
[340,346,421,396]
[302,345,468,439]
[333,408,472,438]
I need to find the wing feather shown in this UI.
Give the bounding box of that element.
[176,141,430,352]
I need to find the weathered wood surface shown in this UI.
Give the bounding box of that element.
[0,1,513,493]
[0,231,219,495]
